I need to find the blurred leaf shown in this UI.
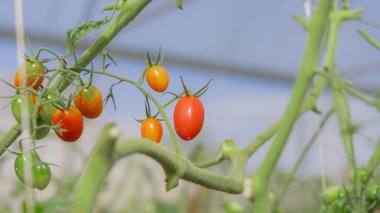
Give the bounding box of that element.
[65,19,109,57]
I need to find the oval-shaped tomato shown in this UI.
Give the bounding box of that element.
[141,118,163,143]
[74,85,103,119]
[32,162,51,190]
[14,151,40,186]
[11,94,35,124]
[51,107,84,142]
[14,61,46,90]
[173,96,204,141]
[146,66,169,92]
[322,186,347,205]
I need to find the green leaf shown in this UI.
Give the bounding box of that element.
[65,18,110,57]
[177,0,183,9]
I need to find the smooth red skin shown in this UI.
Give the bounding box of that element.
[74,86,103,119]
[146,66,169,92]
[51,107,83,142]
[14,61,45,90]
[173,96,204,141]
[141,118,163,143]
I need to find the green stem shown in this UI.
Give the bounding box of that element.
[279,110,333,201]
[53,0,151,93]
[114,138,246,194]
[358,29,380,51]
[70,123,121,213]
[0,124,22,156]
[367,140,380,176]
[250,1,333,211]
[245,74,328,156]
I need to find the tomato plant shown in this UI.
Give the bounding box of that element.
[51,107,84,142]
[14,60,46,90]
[146,65,169,92]
[74,85,103,119]
[141,117,163,143]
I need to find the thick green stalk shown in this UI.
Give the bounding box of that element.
[0,124,22,156]
[0,0,151,157]
[250,0,333,212]
[114,138,246,194]
[70,123,121,213]
[54,0,151,93]
[325,7,362,208]
[245,74,328,156]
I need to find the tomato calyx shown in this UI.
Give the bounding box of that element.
[134,96,163,122]
[179,76,213,98]
[146,47,164,67]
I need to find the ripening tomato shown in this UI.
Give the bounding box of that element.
[74,85,103,119]
[141,118,163,143]
[146,66,169,92]
[14,61,46,90]
[173,95,204,141]
[51,107,83,142]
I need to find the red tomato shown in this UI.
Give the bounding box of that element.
[146,66,169,92]
[74,85,103,119]
[173,96,204,141]
[14,61,46,90]
[141,118,163,143]
[51,107,83,142]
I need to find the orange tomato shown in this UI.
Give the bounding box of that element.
[141,118,163,143]
[74,85,103,119]
[146,66,169,92]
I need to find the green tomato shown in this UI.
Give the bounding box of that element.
[35,117,50,140]
[32,162,51,190]
[40,93,59,125]
[349,167,370,185]
[11,94,35,124]
[14,151,51,190]
[14,150,41,187]
[322,186,347,205]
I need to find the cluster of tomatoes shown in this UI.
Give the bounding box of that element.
[141,63,206,143]
[321,168,380,212]
[9,54,208,189]
[11,59,104,189]
[12,60,103,142]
